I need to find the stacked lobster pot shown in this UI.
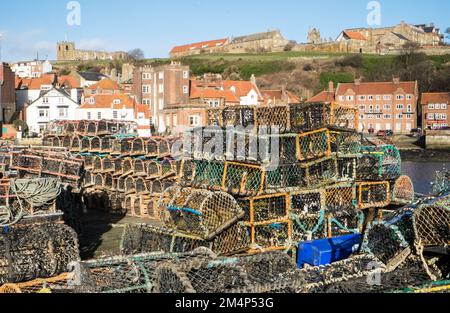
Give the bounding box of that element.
[42,120,182,218]
[122,102,415,257]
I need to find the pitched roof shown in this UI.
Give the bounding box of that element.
[58,75,80,89]
[223,80,263,100]
[22,75,55,90]
[343,31,367,41]
[171,38,228,54]
[87,78,120,91]
[306,91,335,103]
[261,89,300,104]
[134,104,151,119]
[336,81,417,95]
[79,94,136,109]
[420,92,450,105]
[78,72,107,82]
[190,85,239,103]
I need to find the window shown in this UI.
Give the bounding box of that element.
[87,112,92,119]
[142,73,152,80]
[166,116,171,127]
[384,114,392,119]
[143,99,151,105]
[159,84,164,93]
[368,95,374,101]
[347,95,354,101]
[97,112,102,119]
[376,95,381,101]
[113,99,121,105]
[88,97,95,104]
[58,107,68,118]
[428,103,435,110]
[38,109,49,118]
[159,72,164,80]
[396,95,404,100]
[339,96,345,101]
[369,105,373,113]
[358,95,366,101]
[428,113,435,120]
[183,71,189,79]
[396,104,404,110]
[375,105,380,113]
[383,95,392,100]
[396,114,403,119]
[142,85,151,93]
[113,111,118,119]
[376,114,381,120]
[173,114,178,127]
[359,114,364,120]
[405,114,412,119]
[183,86,189,94]
[435,104,441,110]
[43,97,49,104]
[406,95,413,100]
[383,104,391,110]
[189,115,200,127]
[407,104,412,113]
[359,105,365,110]
[59,97,64,104]
[442,103,448,109]
[159,99,164,110]
[138,113,145,119]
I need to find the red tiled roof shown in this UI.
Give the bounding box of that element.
[261,89,301,104]
[27,75,55,90]
[343,31,367,41]
[79,94,136,109]
[190,85,239,103]
[87,78,120,91]
[336,81,417,96]
[171,38,228,54]
[58,75,80,89]
[306,91,335,103]
[420,92,450,105]
[223,80,263,101]
[135,103,151,119]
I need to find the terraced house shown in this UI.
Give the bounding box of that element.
[421,92,450,130]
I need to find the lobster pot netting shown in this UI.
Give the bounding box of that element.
[331,105,358,131]
[391,175,415,204]
[0,273,73,293]
[131,138,145,156]
[90,137,101,152]
[330,130,362,154]
[0,223,80,284]
[337,156,357,181]
[255,106,290,133]
[162,188,244,240]
[357,145,401,181]
[297,129,331,162]
[413,204,450,247]
[222,106,255,128]
[290,102,331,133]
[248,221,291,251]
[433,170,450,194]
[357,182,390,209]
[239,194,289,223]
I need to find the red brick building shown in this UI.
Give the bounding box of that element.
[0,63,17,123]
[421,92,449,129]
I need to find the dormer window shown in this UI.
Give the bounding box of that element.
[113,99,121,105]
[88,97,95,104]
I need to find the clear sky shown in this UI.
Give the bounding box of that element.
[0,0,449,62]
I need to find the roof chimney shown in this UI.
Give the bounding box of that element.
[250,74,256,86]
[328,81,334,93]
[354,78,361,86]
[393,77,400,84]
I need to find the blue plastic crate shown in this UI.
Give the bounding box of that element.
[297,233,362,268]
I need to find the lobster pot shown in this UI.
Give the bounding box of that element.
[120,139,133,156]
[297,129,331,162]
[222,106,255,128]
[72,249,214,293]
[70,136,81,152]
[330,130,362,154]
[100,137,113,153]
[117,176,126,192]
[110,138,122,156]
[81,137,90,152]
[223,162,264,196]
[131,138,146,156]
[158,187,194,227]
[337,156,357,181]
[0,223,80,284]
[207,108,222,126]
[62,136,72,149]
[84,155,94,170]
[187,127,226,161]
[120,224,209,256]
[290,102,331,133]
[122,159,133,176]
[42,136,54,147]
[357,145,401,181]
[151,180,164,195]
[93,156,102,173]
[135,177,149,194]
[413,204,450,247]
[325,183,356,215]
[132,159,146,176]
[84,170,94,187]
[124,176,136,194]
[357,182,391,209]
[130,194,148,217]
[146,139,159,158]
[161,159,176,178]
[255,106,290,133]
[107,121,120,134]
[179,159,195,184]
[331,104,358,131]
[433,170,450,194]
[96,120,109,136]
[147,161,162,179]
[123,194,136,216]
[0,273,72,294]
[163,188,244,240]
[77,121,87,135]
[94,174,105,190]
[52,137,62,147]
[391,175,414,205]
[89,137,101,153]
[239,193,289,223]
[210,223,251,256]
[189,160,224,190]
[248,221,292,252]
[113,158,123,176]
[291,213,327,242]
[157,139,171,159]
[101,157,114,173]
[86,121,98,136]
[145,197,161,220]
[103,174,113,190]
[291,190,324,216]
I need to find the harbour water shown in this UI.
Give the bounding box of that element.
[402,161,450,195]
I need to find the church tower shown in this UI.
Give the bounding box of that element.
[57,41,76,61]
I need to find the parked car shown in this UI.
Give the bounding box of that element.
[410,128,423,137]
[377,130,393,137]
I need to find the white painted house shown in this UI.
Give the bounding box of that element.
[26,87,79,134]
[223,80,263,106]
[11,60,53,78]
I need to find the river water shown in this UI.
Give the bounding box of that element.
[402,162,450,195]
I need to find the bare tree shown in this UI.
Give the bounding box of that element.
[128,48,145,61]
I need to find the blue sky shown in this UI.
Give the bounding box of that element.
[0,0,448,62]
